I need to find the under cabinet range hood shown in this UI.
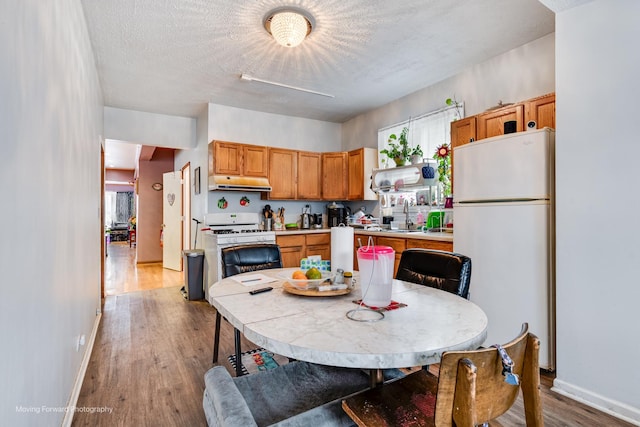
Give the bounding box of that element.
[208,175,272,192]
[371,161,439,193]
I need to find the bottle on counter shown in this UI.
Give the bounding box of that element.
[343,272,353,288]
[416,209,425,227]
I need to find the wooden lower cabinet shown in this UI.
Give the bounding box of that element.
[376,237,406,277]
[405,238,453,252]
[354,233,454,275]
[305,233,331,260]
[276,233,331,268]
[276,235,305,268]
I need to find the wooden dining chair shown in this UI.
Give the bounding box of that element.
[212,244,282,377]
[342,323,543,427]
[396,248,472,299]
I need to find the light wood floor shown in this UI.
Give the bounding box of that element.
[104,242,184,295]
[73,244,634,426]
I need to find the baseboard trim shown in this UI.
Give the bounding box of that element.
[552,379,640,426]
[62,312,102,427]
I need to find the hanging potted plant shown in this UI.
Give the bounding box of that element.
[410,145,423,164]
[433,143,451,196]
[380,127,411,166]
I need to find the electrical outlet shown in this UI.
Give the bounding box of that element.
[75,335,86,352]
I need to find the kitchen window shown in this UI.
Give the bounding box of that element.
[377,104,462,167]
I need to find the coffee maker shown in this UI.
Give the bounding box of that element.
[326,202,349,227]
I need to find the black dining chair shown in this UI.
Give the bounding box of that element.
[212,244,283,377]
[396,248,472,299]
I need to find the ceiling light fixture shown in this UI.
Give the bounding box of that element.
[263,7,314,48]
[240,73,334,98]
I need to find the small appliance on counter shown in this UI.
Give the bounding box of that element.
[326,202,349,227]
[301,204,312,229]
[312,213,323,229]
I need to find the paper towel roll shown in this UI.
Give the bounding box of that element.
[331,226,354,274]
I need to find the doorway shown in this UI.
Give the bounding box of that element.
[103,160,193,295]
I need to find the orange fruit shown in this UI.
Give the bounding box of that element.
[292,270,307,280]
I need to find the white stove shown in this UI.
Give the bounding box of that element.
[202,213,276,302]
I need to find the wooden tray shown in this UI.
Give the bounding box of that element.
[282,281,351,297]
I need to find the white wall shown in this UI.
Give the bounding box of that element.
[553,0,640,423]
[104,106,196,149]
[0,1,103,425]
[208,103,342,151]
[205,103,343,215]
[174,107,209,248]
[342,33,555,151]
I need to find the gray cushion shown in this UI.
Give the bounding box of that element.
[203,362,371,427]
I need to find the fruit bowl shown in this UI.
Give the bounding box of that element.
[278,271,334,289]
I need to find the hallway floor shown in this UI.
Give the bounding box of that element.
[105,242,184,295]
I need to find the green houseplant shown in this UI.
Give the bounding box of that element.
[380,127,411,166]
[434,143,451,196]
[410,145,423,164]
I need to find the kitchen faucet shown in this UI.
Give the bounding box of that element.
[403,199,413,230]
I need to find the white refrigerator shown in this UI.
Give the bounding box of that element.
[453,128,555,370]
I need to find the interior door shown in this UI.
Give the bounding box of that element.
[163,171,183,271]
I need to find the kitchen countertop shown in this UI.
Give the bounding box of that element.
[274,227,453,242]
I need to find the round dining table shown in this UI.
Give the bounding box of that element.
[208,268,488,379]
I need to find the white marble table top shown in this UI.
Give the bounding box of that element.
[208,268,488,369]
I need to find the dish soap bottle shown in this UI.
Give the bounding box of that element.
[416,209,425,228]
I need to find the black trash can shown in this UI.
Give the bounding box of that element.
[182,249,204,301]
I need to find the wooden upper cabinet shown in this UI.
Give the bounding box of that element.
[211,140,268,177]
[267,148,297,199]
[322,152,347,200]
[297,151,322,200]
[476,104,524,140]
[450,116,477,194]
[243,145,269,177]
[347,148,378,201]
[451,116,477,148]
[208,142,215,176]
[213,141,241,175]
[525,93,555,130]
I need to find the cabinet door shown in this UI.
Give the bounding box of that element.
[277,235,306,268]
[476,104,524,140]
[347,149,364,200]
[353,235,376,271]
[376,236,407,276]
[451,117,477,147]
[347,148,377,201]
[208,142,215,176]
[322,152,347,200]
[306,245,330,260]
[450,117,477,192]
[406,238,453,252]
[525,94,555,130]
[297,151,322,199]
[306,233,330,260]
[243,145,268,177]
[268,148,297,199]
[213,141,242,175]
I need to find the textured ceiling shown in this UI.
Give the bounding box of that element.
[82,0,555,125]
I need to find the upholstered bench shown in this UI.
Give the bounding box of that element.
[203,362,372,427]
